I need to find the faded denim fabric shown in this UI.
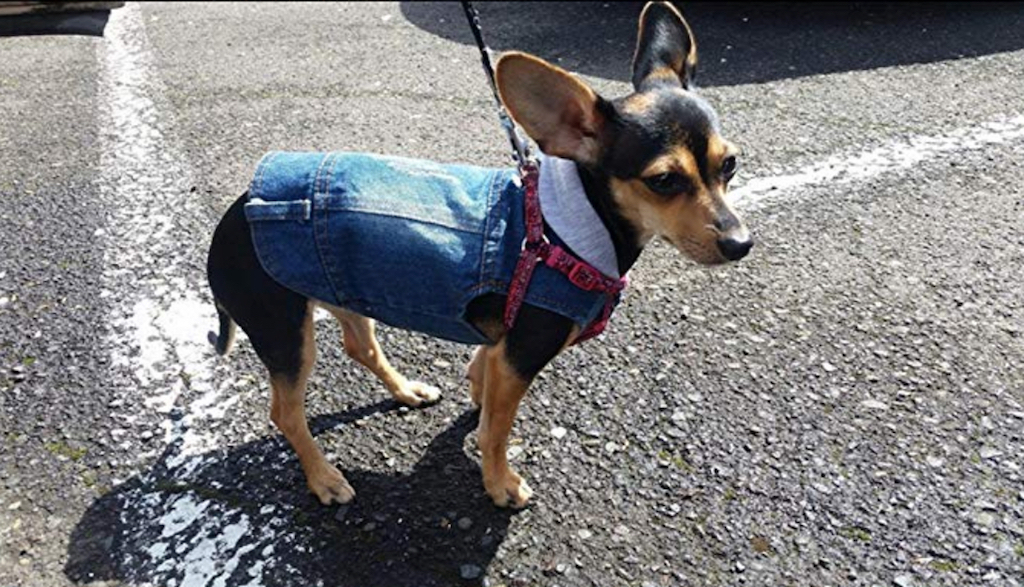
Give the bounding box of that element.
[244,151,611,345]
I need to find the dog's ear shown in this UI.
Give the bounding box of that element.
[495,52,606,165]
[631,1,698,91]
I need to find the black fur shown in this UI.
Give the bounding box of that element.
[464,294,576,381]
[213,305,234,355]
[576,162,645,276]
[631,2,696,90]
[207,193,310,383]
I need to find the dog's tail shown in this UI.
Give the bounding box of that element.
[208,300,237,356]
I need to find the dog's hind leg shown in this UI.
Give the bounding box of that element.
[268,302,355,505]
[208,193,353,504]
[327,307,441,407]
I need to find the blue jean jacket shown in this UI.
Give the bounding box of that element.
[244,151,612,345]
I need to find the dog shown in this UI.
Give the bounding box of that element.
[206,1,751,509]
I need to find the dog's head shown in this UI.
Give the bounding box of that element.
[496,1,751,265]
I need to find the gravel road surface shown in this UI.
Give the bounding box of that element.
[1,3,1022,586]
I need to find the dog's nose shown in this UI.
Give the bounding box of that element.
[717,236,753,261]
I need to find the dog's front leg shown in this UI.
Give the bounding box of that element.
[473,304,577,507]
[466,345,487,408]
[478,340,534,507]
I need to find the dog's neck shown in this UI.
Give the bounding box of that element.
[574,163,646,277]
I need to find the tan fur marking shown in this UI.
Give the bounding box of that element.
[610,173,726,266]
[621,92,657,115]
[641,145,701,180]
[650,66,683,83]
[478,340,534,508]
[466,345,487,408]
[707,134,727,165]
[269,302,354,505]
[324,303,441,407]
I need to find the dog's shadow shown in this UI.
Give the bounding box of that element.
[64,404,519,587]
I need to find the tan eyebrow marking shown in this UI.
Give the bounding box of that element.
[640,146,700,181]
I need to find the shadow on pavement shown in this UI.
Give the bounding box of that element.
[401,2,1024,87]
[65,404,519,587]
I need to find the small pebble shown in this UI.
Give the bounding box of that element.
[460,564,482,580]
[550,426,567,439]
[457,517,473,530]
[333,505,349,523]
[578,528,593,540]
[893,575,914,587]
[980,447,1003,460]
[974,512,996,528]
[861,399,888,410]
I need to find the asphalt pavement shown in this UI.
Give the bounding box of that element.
[1,2,1023,587]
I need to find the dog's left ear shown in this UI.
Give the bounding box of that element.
[495,52,606,165]
[632,1,698,91]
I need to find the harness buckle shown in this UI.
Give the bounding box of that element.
[567,262,601,291]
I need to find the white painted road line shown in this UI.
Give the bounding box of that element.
[96,4,280,585]
[730,114,1024,210]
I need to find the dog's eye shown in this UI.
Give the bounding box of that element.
[722,155,738,180]
[642,172,692,196]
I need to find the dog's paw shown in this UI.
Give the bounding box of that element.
[307,464,355,505]
[393,381,441,407]
[485,469,533,509]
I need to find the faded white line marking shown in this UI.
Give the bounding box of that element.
[96,4,287,585]
[730,114,1024,210]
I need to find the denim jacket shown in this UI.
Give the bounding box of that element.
[244,151,613,345]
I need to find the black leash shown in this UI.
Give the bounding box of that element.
[460,0,534,171]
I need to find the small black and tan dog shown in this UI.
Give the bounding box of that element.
[207,2,751,508]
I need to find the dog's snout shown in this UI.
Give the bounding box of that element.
[717,235,753,261]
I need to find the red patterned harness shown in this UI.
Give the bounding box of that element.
[503,163,629,344]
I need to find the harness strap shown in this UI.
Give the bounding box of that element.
[503,165,628,344]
